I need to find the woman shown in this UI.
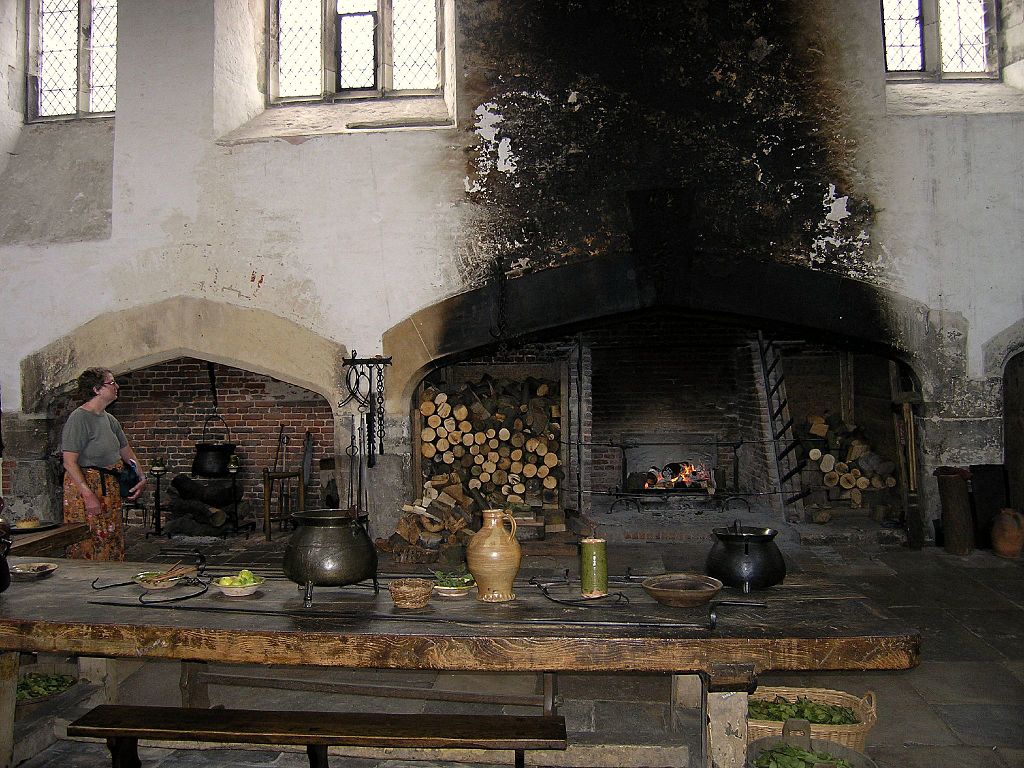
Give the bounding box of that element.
[62,368,146,560]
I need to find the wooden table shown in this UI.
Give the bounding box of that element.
[8,524,89,557]
[0,559,919,767]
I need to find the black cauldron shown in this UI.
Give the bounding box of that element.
[282,508,377,607]
[191,414,236,478]
[705,521,786,593]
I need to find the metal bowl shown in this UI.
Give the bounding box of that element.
[642,573,723,607]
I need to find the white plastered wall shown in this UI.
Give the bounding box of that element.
[0,0,1020,468]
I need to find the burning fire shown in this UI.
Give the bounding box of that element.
[644,462,711,490]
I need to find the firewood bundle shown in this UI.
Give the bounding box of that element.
[805,414,897,508]
[418,375,563,510]
[376,473,478,563]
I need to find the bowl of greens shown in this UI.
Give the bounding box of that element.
[432,569,475,598]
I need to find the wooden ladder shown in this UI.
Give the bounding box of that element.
[757,332,808,522]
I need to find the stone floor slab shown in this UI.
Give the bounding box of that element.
[933,703,1024,748]
[868,744,1012,768]
[908,661,1024,704]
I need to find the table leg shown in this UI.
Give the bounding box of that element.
[0,651,19,768]
[79,657,139,703]
[543,672,558,716]
[180,660,210,708]
[671,674,701,731]
[703,688,748,768]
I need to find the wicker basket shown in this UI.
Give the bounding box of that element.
[747,687,877,753]
[388,578,433,608]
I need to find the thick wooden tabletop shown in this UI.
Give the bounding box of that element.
[8,524,89,556]
[0,558,918,675]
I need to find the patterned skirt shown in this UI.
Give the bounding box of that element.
[63,463,126,561]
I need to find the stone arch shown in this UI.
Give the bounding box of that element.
[983,316,1024,380]
[383,250,938,412]
[20,296,349,412]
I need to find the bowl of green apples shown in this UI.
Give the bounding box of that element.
[212,569,264,597]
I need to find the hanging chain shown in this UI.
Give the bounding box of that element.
[375,361,387,455]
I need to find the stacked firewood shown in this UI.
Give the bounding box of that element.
[804,414,897,508]
[417,376,563,509]
[378,375,562,563]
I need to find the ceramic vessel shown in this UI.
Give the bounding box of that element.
[992,508,1024,559]
[466,509,521,602]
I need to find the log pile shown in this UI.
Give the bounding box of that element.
[377,375,563,563]
[417,375,563,508]
[803,414,897,509]
[164,474,240,535]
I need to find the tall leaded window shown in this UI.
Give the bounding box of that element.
[881,0,996,77]
[275,0,441,100]
[31,0,118,118]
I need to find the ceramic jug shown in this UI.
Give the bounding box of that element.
[992,508,1024,559]
[466,509,521,602]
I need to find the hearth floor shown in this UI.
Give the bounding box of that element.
[13,521,1024,768]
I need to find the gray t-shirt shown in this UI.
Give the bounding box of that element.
[62,408,128,468]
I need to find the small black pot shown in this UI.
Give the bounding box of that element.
[705,523,786,593]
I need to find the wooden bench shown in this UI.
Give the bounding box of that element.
[68,705,568,768]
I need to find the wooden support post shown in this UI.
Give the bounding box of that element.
[0,652,18,768]
[703,664,755,768]
[179,661,210,709]
[543,672,558,716]
[704,690,748,768]
[79,658,142,704]
[671,674,702,731]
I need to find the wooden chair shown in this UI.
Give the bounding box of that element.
[262,469,305,540]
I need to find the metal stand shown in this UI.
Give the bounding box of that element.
[147,468,166,538]
[227,465,254,537]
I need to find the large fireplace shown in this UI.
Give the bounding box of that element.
[406,306,905,543]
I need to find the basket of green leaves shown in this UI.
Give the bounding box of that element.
[747,687,876,753]
[748,718,878,768]
[16,672,77,709]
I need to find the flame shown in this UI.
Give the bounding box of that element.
[643,462,710,490]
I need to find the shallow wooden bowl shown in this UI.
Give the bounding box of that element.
[642,573,722,607]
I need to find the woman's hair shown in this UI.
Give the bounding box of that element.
[77,367,112,400]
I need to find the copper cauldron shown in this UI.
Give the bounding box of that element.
[282,508,377,607]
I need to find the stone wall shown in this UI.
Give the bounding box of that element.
[0,0,1022,540]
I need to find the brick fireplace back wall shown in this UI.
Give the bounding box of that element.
[109,358,335,518]
[586,314,773,497]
